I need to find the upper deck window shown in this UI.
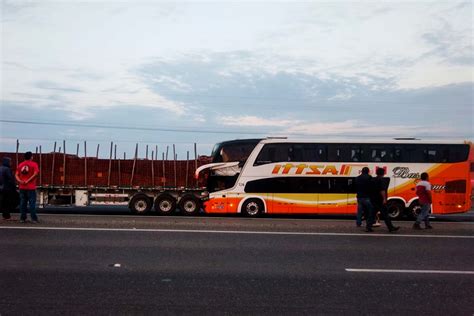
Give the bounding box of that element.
[253,142,469,164]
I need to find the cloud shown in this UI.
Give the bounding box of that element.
[1,0,472,148]
[2,62,187,120]
[285,120,424,136]
[218,115,300,127]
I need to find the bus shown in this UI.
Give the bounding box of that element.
[199,138,472,218]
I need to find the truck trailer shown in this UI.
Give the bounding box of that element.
[1,139,260,216]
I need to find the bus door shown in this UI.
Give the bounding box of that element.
[346,178,357,214]
[441,179,468,213]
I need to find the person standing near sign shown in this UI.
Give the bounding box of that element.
[15,152,40,223]
[413,172,433,229]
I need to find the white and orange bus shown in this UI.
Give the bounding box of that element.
[198,138,471,218]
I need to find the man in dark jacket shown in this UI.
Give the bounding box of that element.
[371,168,400,232]
[355,167,375,232]
[0,157,17,220]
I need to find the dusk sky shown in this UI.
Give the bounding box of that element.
[1,0,472,158]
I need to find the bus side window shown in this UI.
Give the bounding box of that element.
[449,144,469,163]
[328,144,349,162]
[302,144,319,162]
[424,148,439,163]
[404,145,423,162]
[347,178,356,193]
[254,145,272,165]
[327,177,355,193]
[289,145,304,162]
[445,180,466,193]
[315,146,327,162]
[440,146,449,163]
[255,144,291,165]
[370,147,391,162]
[275,144,291,162]
[351,148,363,162]
[391,147,403,162]
[313,178,329,193]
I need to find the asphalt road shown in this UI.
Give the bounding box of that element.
[0,216,473,315]
[15,204,474,222]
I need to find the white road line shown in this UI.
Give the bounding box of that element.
[23,213,474,224]
[37,213,358,222]
[0,226,473,238]
[346,268,474,275]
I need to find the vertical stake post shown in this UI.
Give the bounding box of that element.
[51,141,57,185]
[194,143,198,187]
[84,141,88,186]
[62,140,66,186]
[151,150,155,187]
[15,139,19,168]
[39,145,42,185]
[162,152,166,187]
[173,144,177,188]
[107,142,113,187]
[186,151,189,188]
[130,143,138,186]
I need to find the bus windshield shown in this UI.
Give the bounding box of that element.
[211,139,261,163]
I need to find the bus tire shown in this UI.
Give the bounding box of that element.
[129,194,152,215]
[386,200,405,219]
[179,194,201,216]
[408,200,421,219]
[154,193,177,215]
[241,199,264,217]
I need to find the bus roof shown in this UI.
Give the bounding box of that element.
[216,138,263,146]
[258,138,468,145]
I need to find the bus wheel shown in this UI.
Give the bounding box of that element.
[179,194,201,216]
[409,200,421,219]
[154,193,177,215]
[386,200,405,219]
[129,194,152,215]
[242,199,264,217]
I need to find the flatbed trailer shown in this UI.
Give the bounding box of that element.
[1,140,211,215]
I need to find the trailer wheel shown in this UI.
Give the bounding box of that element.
[386,200,405,219]
[179,194,201,216]
[129,194,152,215]
[241,199,264,217]
[154,193,177,215]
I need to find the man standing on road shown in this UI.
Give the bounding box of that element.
[355,167,375,232]
[0,157,17,220]
[414,172,433,230]
[371,168,400,232]
[15,152,40,223]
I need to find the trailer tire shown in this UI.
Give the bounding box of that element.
[179,194,201,216]
[129,194,152,215]
[154,193,177,215]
